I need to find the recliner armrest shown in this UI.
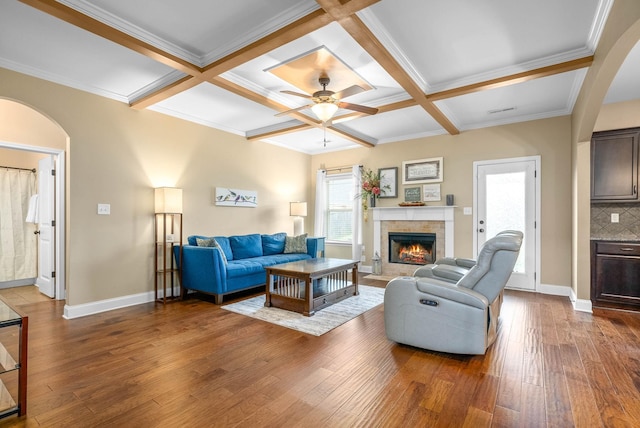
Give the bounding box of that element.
[415,278,489,309]
[413,263,468,282]
[453,258,476,268]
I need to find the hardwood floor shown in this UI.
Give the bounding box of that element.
[1,278,639,427]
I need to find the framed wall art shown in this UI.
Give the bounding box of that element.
[215,187,258,207]
[404,187,422,202]
[402,157,443,184]
[423,183,441,202]
[378,167,398,198]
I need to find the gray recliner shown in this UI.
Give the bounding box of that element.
[413,230,524,283]
[384,230,523,355]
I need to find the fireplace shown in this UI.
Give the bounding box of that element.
[388,232,436,265]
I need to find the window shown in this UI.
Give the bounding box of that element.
[325,173,354,243]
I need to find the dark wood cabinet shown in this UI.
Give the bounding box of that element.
[591,240,640,311]
[591,127,640,202]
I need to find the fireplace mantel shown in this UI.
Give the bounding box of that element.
[372,206,455,259]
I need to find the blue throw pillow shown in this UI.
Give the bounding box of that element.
[262,232,286,255]
[229,234,263,259]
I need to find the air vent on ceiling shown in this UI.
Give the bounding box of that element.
[488,106,517,114]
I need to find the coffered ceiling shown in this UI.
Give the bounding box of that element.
[1,0,637,154]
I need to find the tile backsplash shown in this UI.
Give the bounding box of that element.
[591,203,640,240]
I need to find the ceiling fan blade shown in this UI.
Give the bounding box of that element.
[337,102,378,115]
[281,90,312,99]
[275,104,313,117]
[333,85,365,100]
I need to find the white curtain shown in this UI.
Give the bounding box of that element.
[314,169,327,237]
[0,169,37,281]
[351,165,363,261]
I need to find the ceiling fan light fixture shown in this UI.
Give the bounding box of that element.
[311,102,338,122]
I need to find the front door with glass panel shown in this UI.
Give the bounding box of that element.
[474,157,538,291]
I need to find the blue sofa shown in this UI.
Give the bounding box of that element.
[174,233,323,304]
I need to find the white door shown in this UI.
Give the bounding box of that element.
[36,155,55,298]
[474,157,538,291]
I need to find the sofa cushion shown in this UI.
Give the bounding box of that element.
[261,232,286,255]
[188,235,233,261]
[195,237,228,264]
[213,236,233,261]
[229,234,263,259]
[284,233,307,253]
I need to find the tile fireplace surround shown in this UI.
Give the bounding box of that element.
[372,206,455,277]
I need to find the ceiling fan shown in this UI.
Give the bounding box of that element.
[276,76,378,123]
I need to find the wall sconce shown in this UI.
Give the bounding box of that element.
[290,201,307,236]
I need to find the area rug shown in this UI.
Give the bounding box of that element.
[221,285,385,336]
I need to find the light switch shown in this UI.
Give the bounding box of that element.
[611,213,619,223]
[97,204,110,215]
[463,207,472,215]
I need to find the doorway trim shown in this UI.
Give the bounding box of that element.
[473,155,541,292]
[0,140,66,300]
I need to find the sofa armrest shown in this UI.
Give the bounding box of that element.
[180,246,228,293]
[306,237,323,258]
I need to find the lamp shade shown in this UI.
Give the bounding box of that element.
[290,201,307,217]
[155,187,183,213]
[311,102,338,122]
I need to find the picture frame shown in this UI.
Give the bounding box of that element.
[402,157,443,184]
[215,187,258,207]
[423,184,441,202]
[378,167,398,198]
[404,187,422,202]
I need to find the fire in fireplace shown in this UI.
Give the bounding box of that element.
[388,232,436,265]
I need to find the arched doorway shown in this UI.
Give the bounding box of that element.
[0,99,68,300]
[572,8,640,309]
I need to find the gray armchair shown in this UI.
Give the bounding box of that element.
[384,230,523,355]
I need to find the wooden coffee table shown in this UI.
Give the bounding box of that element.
[264,258,359,316]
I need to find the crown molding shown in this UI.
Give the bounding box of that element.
[147,104,245,137]
[58,0,201,64]
[0,58,129,103]
[357,9,429,93]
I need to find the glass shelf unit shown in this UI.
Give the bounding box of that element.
[0,298,27,419]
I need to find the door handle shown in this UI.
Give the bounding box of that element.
[34,230,40,235]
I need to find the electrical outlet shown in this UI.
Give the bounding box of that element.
[97,203,110,215]
[361,255,366,262]
[611,213,619,223]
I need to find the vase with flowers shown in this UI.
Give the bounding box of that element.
[359,168,389,220]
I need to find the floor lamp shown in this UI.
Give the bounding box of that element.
[154,187,183,303]
[290,201,307,236]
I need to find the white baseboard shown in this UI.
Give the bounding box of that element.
[63,286,181,319]
[360,265,372,274]
[537,283,592,312]
[570,288,593,313]
[0,278,36,289]
[538,283,571,297]
[62,279,593,319]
